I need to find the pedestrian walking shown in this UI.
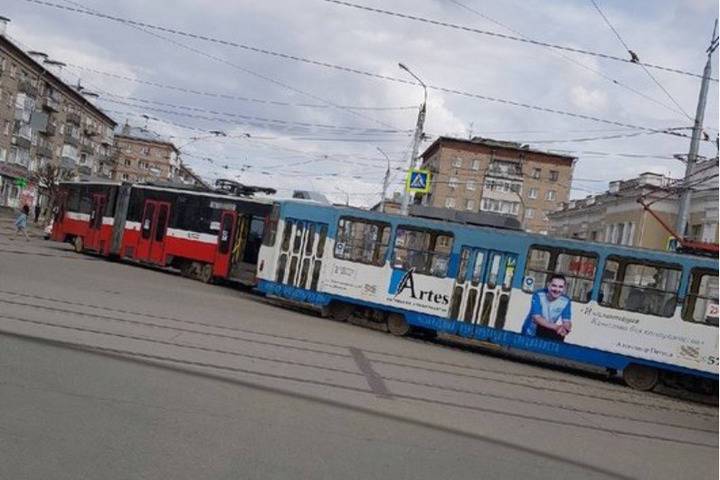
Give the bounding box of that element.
[13,205,30,241]
[34,203,41,223]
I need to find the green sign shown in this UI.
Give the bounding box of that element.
[14,177,28,189]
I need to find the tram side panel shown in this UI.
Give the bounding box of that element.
[51,182,120,256]
[119,187,270,285]
[257,200,718,386]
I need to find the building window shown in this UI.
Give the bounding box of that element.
[466,180,476,191]
[600,258,681,317]
[546,190,557,201]
[466,199,475,211]
[140,146,150,156]
[392,227,453,277]
[532,168,541,179]
[334,217,391,266]
[3,120,9,136]
[445,197,456,208]
[549,170,559,182]
[472,159,481,171]
[448,177,458,189]
[452,157,463,168]
[525,208,534,219]
[528,188,538,199]
[122,173,129,181]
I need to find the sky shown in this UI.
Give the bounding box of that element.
[2,0,718,206]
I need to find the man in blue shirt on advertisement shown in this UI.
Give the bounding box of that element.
[521,274,572,342]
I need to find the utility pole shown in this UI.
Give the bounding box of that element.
[675,19,718,237]
[398,63,427,216]
[377,147,392,213]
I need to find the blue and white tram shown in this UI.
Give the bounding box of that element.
[256,200,719,391]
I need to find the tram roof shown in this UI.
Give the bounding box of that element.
[276,199,719,267]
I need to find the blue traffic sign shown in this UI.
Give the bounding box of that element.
[406,169,431,193]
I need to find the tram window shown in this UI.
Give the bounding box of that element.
[523,247,596,303]
[299,258,310,289]
[457,249,470,284]
[66,187,81,211]
[317,225,328,258]
[305,224,316,256]
[392,227,453,277]
[280,220,293,252]
[262,205,279,247]
[334,217,390,266]
[292,223,304,254]
[683,270,718,326]
[141,203,155,240]
[218,214,234,254]
[276,254,287,282]
[310,260,321,291]
[155,205,168,242]
[487,255,501,288]
[471,252,485,286]
[600,258,681,317]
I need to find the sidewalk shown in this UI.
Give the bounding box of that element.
[0,206,49,238]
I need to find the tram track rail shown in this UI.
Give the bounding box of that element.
[0,292,715,420]
[0,316,716,450]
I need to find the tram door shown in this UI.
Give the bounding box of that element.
[275,219,328,291]
[448,247,517,330]
[135,200,171,264]
[85,193,107,252]
[213,210,237,277]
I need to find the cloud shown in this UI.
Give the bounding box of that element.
[569,85,609,111]
[1,0,716,205]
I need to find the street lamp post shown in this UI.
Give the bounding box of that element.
[398,63,427,216]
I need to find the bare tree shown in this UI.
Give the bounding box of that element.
[34,164,73,220]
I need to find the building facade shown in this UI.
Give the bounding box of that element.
[548,163,719,251]
[111,125,180,183]
[0,23,116,209]
[418,137,575,233]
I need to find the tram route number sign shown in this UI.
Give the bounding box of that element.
[406,169,431,194]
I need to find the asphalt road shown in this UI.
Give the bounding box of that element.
[0,223,717,479]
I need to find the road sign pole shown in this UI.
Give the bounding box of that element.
[401,103,426,216]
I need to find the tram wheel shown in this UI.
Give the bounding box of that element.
[197,263,214,284]
[622,364,660,391]
[72,236,83,253]
[387,313,410,337]
[329,302,354,322]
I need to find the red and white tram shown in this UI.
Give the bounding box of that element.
[51,181,272,285]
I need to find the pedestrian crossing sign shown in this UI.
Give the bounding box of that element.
[406,169,431,194]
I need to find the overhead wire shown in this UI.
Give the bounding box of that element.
[322,0,718,81]
[446,0,690,121]
[53,0,404,132]
[26,0,707,139]
[589,0,694,122]
[64,62,417,112]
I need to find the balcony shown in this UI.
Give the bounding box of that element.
[66,112,81,126]
[37,142,53,159]
[80,142,94,154]
[42,94,61,112]
[64,132,79,147]
[60,155,77,170]
[17,79,38,97]
[41,122,56,137]
[97,153,114,166]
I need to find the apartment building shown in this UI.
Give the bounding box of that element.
[417,137,575,233]
[111,124,180,183]
[548,162,719,250]
[0,21,116,208]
